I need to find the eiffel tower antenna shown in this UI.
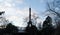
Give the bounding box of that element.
[29,8,31,21]
[27,0,32,27]
[29,0,31,21]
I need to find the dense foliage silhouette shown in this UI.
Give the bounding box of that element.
[41,16,55,35]
[5,23,18,33]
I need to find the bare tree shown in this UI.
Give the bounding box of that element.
[46,0,60,26]
[46,0,60,17]
[46,0,60,35]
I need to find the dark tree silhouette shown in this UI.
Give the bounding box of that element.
[42,16,54,35]
[25,25,38,35]
[5,23,18,33]
[43,16,52,28]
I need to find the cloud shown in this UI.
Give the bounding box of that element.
[0,0,24,8]
[15,0,24,4]
[0,0,42,27]
[0,0,25,27]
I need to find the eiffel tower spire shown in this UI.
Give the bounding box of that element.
[28,8,32,27]
[29,8,31,21]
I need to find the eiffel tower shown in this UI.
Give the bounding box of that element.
[27,8,32,27]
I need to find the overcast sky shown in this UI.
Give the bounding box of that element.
[0,0,48,27]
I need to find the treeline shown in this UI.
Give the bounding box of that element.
[0,23,18,34]
[0,16,60,35]
[25,16,55,35]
